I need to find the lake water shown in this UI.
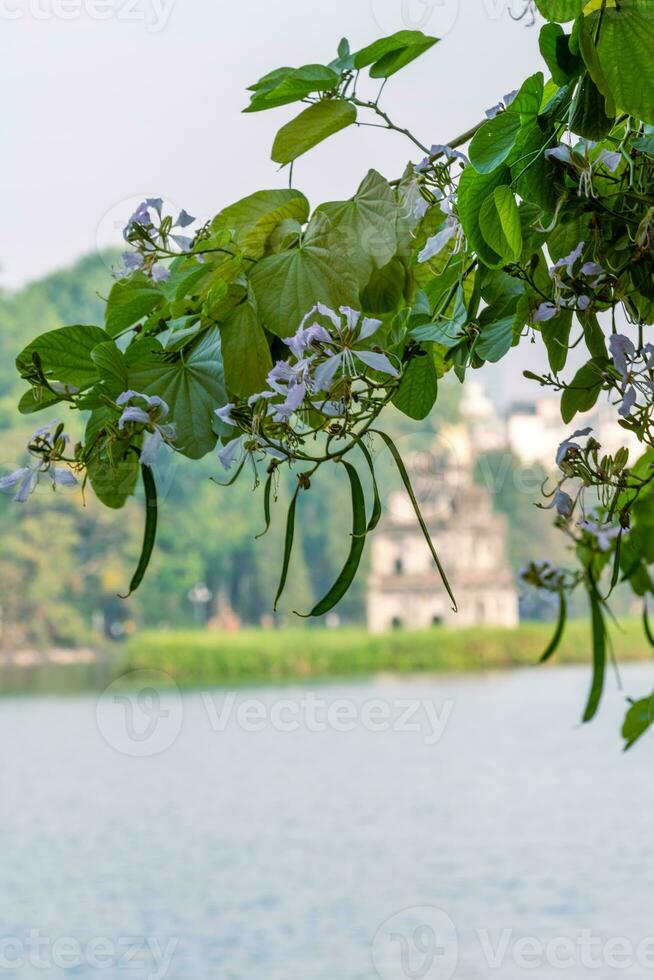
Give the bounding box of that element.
[2,663,654,979]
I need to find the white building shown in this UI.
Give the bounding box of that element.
[367,432,519,633]
[506,396,640,469]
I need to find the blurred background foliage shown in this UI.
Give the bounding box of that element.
[0,253,561,647]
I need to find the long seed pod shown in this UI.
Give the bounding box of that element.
[274,483,300,612]
[643,600,654,648]
[539,591,567,663]
[372,429,457,611]
[120,463,158,598]
[296,460,367,618]
[583,571,606,723]
[351,435,382,532]
[256,472,274,539]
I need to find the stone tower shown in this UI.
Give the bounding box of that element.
[366,410,518,633]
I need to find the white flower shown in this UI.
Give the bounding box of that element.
[217,435,288,472]
[618,386,637,418]
[215,403,237,426]
[418,220,458,263]
[0,422,77,502]
[116,391,176,465]
[577,515,622,552]
[556,427,592,466]
[608,334,635,384]
[298,305,398,394]
[545,145,573,165]
[550,241,585,278]
[596,149,621,173]
[532,302,558,323]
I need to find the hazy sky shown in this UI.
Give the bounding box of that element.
[2,0,543,284]
[2,0,549,402]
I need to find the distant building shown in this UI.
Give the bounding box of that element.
[367,427,519,633]
[506,396,640,469]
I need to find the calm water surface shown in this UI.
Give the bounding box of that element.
[2,664,654,979]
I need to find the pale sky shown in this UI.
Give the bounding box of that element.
[2,0,547,402]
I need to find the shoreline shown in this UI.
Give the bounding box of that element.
[1,620,652,694]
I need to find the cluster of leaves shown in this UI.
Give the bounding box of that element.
[7,1,654,744]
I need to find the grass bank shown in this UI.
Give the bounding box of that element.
[120,620,652,687]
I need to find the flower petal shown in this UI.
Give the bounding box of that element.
[314,353,344,392]
[0,466,31,491]
[355,349,399,377]
[51,467,78,487]
[118,406,151,428]
[139,430,163,468]
[218,436,245,471]
[358,316,383,341]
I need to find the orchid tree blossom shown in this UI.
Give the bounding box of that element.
[116,391,177,467]
[0,422,77,502]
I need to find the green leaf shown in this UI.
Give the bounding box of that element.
[296,461,367,617]
[317,169,398,286]
[361,257,407,314]
[541,308,573,373]
[622,694,654,751]
[274,484,300,611]
[570,72,615,140]
[579,0,654,125]
[632,135,654,157]
[469,112,522,174]
[560,357,607,423]
[510,118,558,213]
[579,311,607,359]
[539,592,568,662]
[245,64,340,112]
[539,23,565,82]
[219,300,272,398]
[507,72,544,116]
[479,186,523,263]
[475,302,519,362]
[120,463,158,597]
[210,189,310,260]
[539,24,581,84]
[373,429,457,611]
[85,409,140,509]
[271,99,356,165]
[457,165,509,268]
[16,324,109,387]
[582,574,606,722]
[90,341,129,388]
[535,0,583,21]
[249,211,358,337]
[392,348,438,419]
[18,387,65,415]
[105,274,164,337]
[128,327,227,459]
[353,30,438,78]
